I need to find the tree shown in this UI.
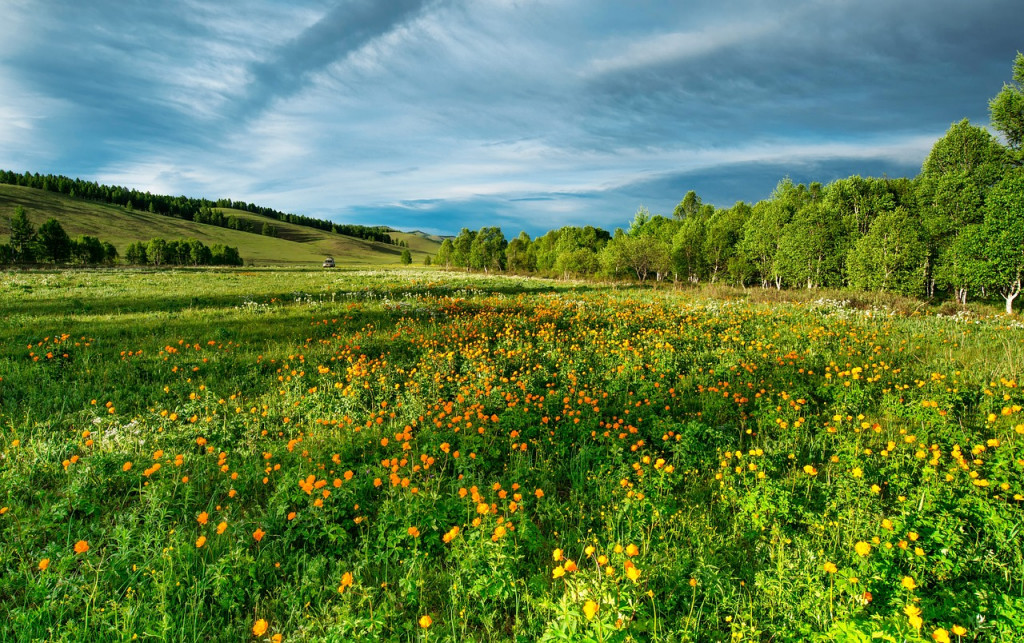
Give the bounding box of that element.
[469,227,507,272]
[703,203,750,282]
[435,239,454,267]
[102,241,118,265]
[36,218,72,263]
[125,242,147,265]
[673,190,701,220]
[73,235,105,264]
[505,231,534,273]
[935,225,990,304]
[147,238,168,266]
[990,51,1024,160]
[8,206,36,262]
[918,121,1008,296]
[423,254,432,266]
[671,216,706,283]
[452,228,476,268]
[261,223,276,237]
[776,202,846,289]
[980,171,1024,313]
[846,208,927,296]
[400,249,412,265]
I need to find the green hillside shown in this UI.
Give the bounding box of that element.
[0,184,441,266]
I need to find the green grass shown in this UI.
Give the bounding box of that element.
[0,185,441,266]
[0,267,1022,641]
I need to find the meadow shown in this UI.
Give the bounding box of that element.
[0,267,1022,642]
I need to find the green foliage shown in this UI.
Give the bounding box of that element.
[8,205,35,262]
[400,248,412,265]
[846,208,927,296]
[36,218,72,264]
[989,51,1024,156]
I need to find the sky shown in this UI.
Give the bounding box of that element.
[0,0,1021,237]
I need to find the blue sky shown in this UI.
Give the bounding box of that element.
[1,0,1021,236]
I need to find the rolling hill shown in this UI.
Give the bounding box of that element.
[0,184,440,266]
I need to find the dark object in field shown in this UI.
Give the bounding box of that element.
[322,256,335,268]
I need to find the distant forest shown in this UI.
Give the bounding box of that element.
[0,170,394,245]
[435,53,1024,312]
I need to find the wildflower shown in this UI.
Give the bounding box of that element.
[253,528,265,542]
[216,521,227,534]
[419,615,432,629]
[803,465,818,476]
[74,540,89,554]
[196,535,206,548]
[823,562,837,574]
[626,544,639,557]
[534,488,544,498]
[552,565,565,579]
[253,619,268,636]
[904,605,922,629]
[123,462,132,472]
[932,629,950,643]
[197,511,208,525]
[901,576,917,591]
[854,541,871,556]
[552,548,563,562]
[39,558,50,571]
[626,565,641,582]
[951,625,967,636]
[407,526,420,538]
[339,571,353,593]
[583,600,599,620]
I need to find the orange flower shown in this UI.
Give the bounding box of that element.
[197,511,209,525]
[122,462,132,472]
[271,635,282,643]
[534,488,544,498]
[252,618,268,636]
[74,540,89,554]
[407,526,420,538]
[216,521,227,535]
[253,528,265,542]
[626,544,639,557]
[338,571,354,593]
[38,558,50,571]
[196,535,207,548]
[419,615,432,629]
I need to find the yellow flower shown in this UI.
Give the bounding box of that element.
[901,576,917,591]
[552,565,565,579]
[626,544,639,557]
[252,619,268,636]
[854,541,871,556]
[823,562,838,573]
[626,566,641,582]
[419,615,432,629]
[932,629,950,643]
[803,465,818,476]
[951,625,967,636]
[583,600,599,620]
[552,548,563,562]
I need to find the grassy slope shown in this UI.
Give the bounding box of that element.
[0,185,440,266]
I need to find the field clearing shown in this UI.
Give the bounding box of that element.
[0,186,439,266]
[1,268,1023,641]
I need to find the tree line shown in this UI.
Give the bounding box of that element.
[0,171,394,244]
[0,206,242,267]
[433,53,1024,312]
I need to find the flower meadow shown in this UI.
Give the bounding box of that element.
[1,268,1023,642]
